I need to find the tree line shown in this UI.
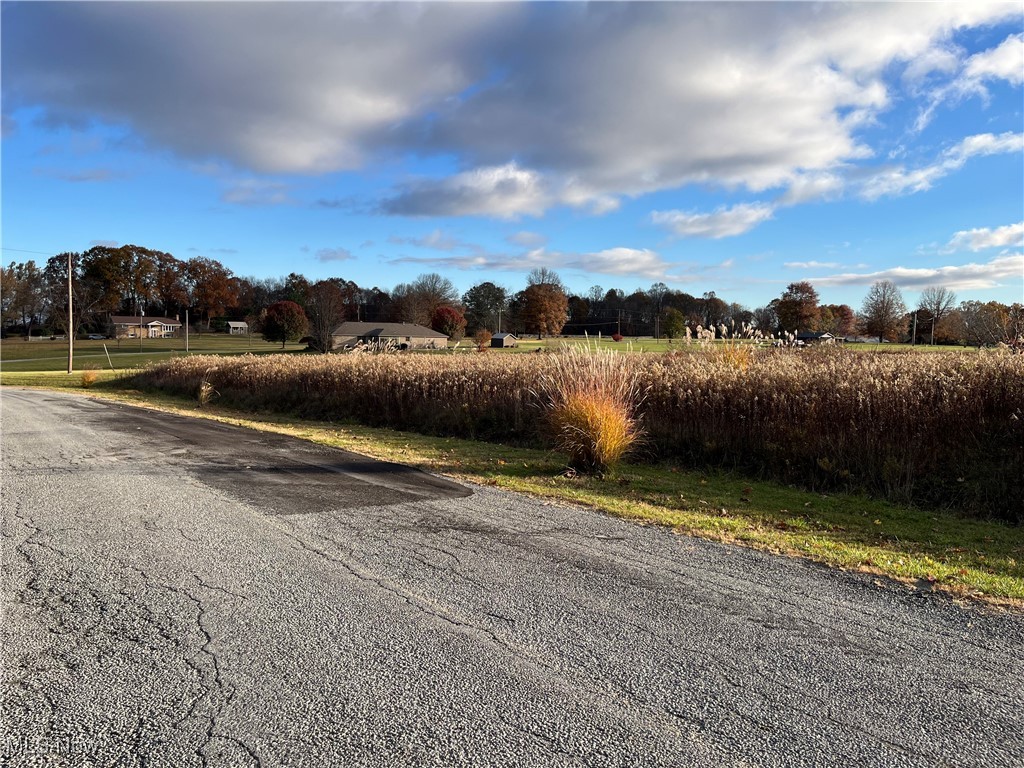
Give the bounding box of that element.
[2,244,1021,348]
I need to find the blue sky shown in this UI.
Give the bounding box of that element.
[3,1,1022,310]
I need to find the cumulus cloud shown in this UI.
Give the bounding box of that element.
[812,253,1023,290]
[315,247,353,263]
[88,239,119,248]
[860,132,1023,200]
[944,222,1024,253]
[5,2,1018,215]
[379,163,548,219]
[779,173,845,205]
[964,33,1024,86]
[391,244,677,281]
[652,203,775,239]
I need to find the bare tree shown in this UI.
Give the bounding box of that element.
[306,280,347,352]
[527,267,564,289]
[917,286,957,345]
[390,273,459,326]
[859,280,907,343]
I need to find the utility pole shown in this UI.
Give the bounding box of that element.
[497,308,502,334]
[67,252,74,374]
[617,309,622,335]
[185,309,190,353]
[912,311,917,346]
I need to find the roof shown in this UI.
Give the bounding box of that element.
[332,321,448,339]
[110,315,181,326]
[493,333,518,339]
[795,331,835,340]
[226,321,249,328]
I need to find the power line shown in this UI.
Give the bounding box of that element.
[1,247,58,257]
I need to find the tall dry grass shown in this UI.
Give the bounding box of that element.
[534,347,643,473]
[132,346,1024,520]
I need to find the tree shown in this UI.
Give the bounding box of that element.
[817,304,856,337]
[281,272,311,307]
[4,261,46,335]
[527,267,564,289]
[43,252,106,338]
[431,305,466,342]
[859,280,907,342]
[751,304,778,335]
[261,300,308,348]
[306,280,347,353]
[185,256,237,329]
[521,283,568,338]
[775,281,820,333]
[462,281,508,333]
[152,250,188,317]
[953,300,1021,346]
[917,286,957,345]
[390,272,459,326]
[700,292,729,330]
[662,307,685,342]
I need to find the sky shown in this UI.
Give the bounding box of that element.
[2,1,1023,310]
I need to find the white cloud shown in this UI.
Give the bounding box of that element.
[221,179,290,206]
[779,173,845,205]
[6,3,1018,215]
[964,33,1024,86]
[652,203,775,239]
[315,247,353,263]
[563,248,670,279]
[389,229,464,252]
[860,131,1023,200]
[944,222,1024,253]
[784,261,842,269]
[380,163,548,219]
[391,243,677,282]
[506,231,548,248]
[812,253,1024,290]
[915,34,1024,130]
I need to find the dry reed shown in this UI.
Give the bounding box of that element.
[132,347,1024,520]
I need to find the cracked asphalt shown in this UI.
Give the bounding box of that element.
[2,388,1023,767]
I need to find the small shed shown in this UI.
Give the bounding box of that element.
[227,321,249,335]
[491,333,518,348]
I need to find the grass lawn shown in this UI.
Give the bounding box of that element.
[0,334,307,372]
[3,368,1020,608]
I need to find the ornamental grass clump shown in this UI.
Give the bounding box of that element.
[80,366,100,389]
[537,347,644,474]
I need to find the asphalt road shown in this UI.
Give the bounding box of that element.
[2,388,1023,767]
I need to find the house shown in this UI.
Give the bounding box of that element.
[795,332,839,344]
[227,321,249,335]
[491,332,519,348]
[110,315,182,339]
[331,321,448,350]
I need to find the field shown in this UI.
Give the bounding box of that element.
[0,334,306,372]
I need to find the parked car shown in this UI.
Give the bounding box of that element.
[87,334,107,340]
